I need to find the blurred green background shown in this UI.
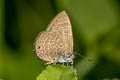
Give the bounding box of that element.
[0,0,120,80]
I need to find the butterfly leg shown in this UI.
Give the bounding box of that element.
[62,62,64,66]
[53,62,56,65]
[67,62,69,66]
[71,61,74,67]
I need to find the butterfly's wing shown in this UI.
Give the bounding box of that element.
[46,11,73,53]
[34,31,64,64]
[34,31,46,59]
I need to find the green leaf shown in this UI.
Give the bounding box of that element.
[37,64,77,80]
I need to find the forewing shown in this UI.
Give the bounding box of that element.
[46,11,73,53]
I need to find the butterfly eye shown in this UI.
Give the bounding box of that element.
[38,46,43,50]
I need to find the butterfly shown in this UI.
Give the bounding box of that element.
[34,10,74,64]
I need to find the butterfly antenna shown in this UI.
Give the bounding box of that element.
[74,52,85,59]
[74,51,92,61]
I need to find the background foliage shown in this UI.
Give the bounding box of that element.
[0,0,120,80]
